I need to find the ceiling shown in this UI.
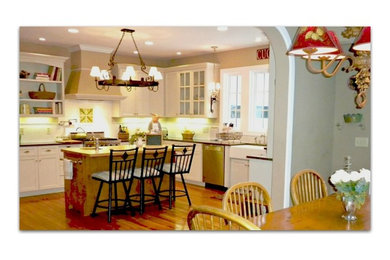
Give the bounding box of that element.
[19,26,354,60]
[19,26,270,60]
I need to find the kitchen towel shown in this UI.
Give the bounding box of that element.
[64,159,73,180]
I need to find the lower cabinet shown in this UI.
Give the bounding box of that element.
[19,145,63,196]
[229,158,249,186]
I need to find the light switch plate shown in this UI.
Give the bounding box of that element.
[355,137,369,147]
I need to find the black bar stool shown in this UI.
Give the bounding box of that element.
[158,144,196,209]
[128,146,168,215]
[91,148,138,223]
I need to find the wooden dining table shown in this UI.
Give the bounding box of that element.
[256,194,370,230]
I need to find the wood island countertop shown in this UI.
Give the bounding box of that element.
[61,144,172,158]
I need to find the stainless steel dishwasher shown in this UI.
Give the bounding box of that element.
[202,144,225,188]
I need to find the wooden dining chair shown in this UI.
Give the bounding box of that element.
[187,205,261,230]
[222,182,273,225]
[290,169,328,205]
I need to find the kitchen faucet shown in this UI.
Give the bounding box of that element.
[89,131,100,151]
[75,127,86,133]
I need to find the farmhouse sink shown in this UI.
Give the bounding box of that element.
[230,145,267,159]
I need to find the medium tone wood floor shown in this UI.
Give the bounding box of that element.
[19,183,225,230]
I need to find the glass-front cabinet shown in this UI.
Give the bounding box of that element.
[166,63,218,118]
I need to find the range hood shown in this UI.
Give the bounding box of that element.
[65,47,126,101]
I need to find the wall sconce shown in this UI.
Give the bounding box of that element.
[210,83,220,113]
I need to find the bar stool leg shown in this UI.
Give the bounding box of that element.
[127,178,136,216]
[172,174,176,201]
[108,183,113,223]
[114,182,119,213]
[169,174,174,209]
[151,177,162,210]
[140,179,145,215]
[180,173,191,206]
[91,181,103,217]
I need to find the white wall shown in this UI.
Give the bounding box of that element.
[290,57,336,190]
[331,44,371,171]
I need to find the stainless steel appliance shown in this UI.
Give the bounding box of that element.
[202,144,225,188]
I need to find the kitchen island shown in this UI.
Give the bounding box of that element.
[61,145,171,216]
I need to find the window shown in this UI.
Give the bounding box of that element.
[249,71,269,133]
[221,65,270,135]
[224,74,241,129]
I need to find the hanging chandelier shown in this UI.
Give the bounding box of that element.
[287,26,371,109]
[89,28,162,92]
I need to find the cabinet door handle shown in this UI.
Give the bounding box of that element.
[24,151,30,153]
[46,149,51,152]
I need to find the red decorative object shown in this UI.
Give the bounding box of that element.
[287,26,339,55]
[352,27,371,51]
[257,48,270,60]
[303,31,345,60]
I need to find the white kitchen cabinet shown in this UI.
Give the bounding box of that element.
[249,158,273,195]
[230,158,249,186]
[19,52,68,117]
[164,72,180,117]
[164,63,218,118]
[19,148,39,192]
[113,64,165,117]
[19,145,63,196]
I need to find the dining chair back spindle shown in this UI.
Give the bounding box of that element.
[222,182,273,225]
[187,205,261,231]
[290,169,328,205]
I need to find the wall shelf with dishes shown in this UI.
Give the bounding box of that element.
[19,52,68,117]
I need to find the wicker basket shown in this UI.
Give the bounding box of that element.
[182,132,195,140]
[28,83,56,100]
[118,132,129,141]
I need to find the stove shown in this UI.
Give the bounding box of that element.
[83,132,121,147]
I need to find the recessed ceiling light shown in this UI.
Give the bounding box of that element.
[68,28,79,33]
[145,41,154,46]
[39,37,46,41]
[217,26,228,32]
[133,50,138,54]
[176,51,182,55]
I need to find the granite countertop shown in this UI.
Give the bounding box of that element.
[20,140,83,146]
[164,137,266,147]
[20,137,266,147]
[19,139,129,147]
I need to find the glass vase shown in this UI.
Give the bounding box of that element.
[342,196,357,221]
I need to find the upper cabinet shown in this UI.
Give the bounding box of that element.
[165,63,219,118]
[19,52,68,117]
[112,64,165,117]
[112,62,219,118]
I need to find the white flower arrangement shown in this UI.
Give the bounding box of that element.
[330,168,370,209]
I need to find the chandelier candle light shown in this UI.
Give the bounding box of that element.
[90,28,163,92]
[287,26,371,109]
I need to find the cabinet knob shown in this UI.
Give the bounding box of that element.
[46,149,51,152]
